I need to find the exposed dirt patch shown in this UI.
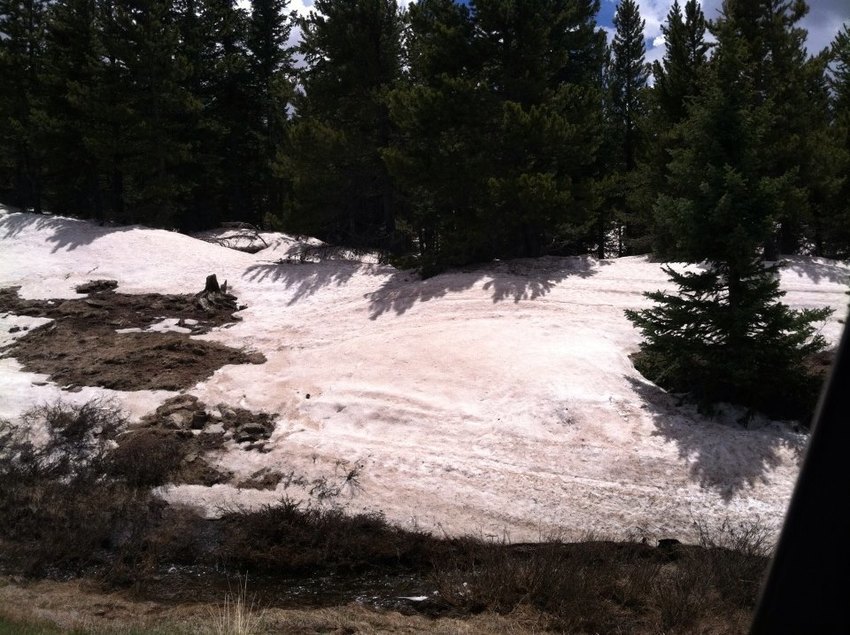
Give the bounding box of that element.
[0,283,265,391]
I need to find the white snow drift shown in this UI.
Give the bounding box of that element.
[1,206,847,543]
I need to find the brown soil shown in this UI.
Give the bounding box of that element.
[0,283,265,391]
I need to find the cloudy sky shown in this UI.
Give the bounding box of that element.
[599,0,850,66]
[286,1,849,65]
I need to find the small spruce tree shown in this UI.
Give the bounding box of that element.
[626,1,831,421]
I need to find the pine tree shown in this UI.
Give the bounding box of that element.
[100,0,196,226]
[604,0,650,255]
[646,0,709,257]
[387,0,606,271]
[383,0,486,270]
[653,0,708,126]
[722,0,830,257]
[474,0,605,260]
[284,0,404,248]
[40,0,121,220]
[0,0,48,211]
[626,1,831,421]
[193,0,253,226]
[246,0,295,220]
[820,24,850,256]
[609,0,648,173]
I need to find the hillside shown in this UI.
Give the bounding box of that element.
[1,206,847,543]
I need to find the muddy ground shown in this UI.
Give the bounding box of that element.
[0,282,280,489]
[0,281,265,391]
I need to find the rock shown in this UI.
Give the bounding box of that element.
[157,395,199,416]
[58,300,87,315]
[245,352,266,365]
[166,411,192,429]
[75,279,118,294]
[239,422,270,436]
[236,469,282,489]
[8,326,20,333]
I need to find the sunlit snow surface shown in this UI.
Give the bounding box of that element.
[1,206,847,542]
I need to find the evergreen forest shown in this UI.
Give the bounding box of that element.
[2,0,849,419]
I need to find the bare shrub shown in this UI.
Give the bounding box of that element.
[432,540,662,632]
[0,401,151,577]
[215,499,438,574]
[693,518,772,607]
[105,429,186,488]
[2,399,126,479]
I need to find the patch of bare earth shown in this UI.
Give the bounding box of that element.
[0,279,265,391]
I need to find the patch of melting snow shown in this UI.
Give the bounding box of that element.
[2,209,848,544]
[115,317,192,334]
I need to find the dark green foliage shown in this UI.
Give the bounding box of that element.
[387,0,606,272]
[608,0,649,173]
[39,0,108,219]
[653,0,708,127]
[643,1,708,258]
[246,0,295,221]
[627,262,830,419]
[628,2,832,421]
[0,0,48,211]
[283,0,404,249]
[820,24,850,257]
[602,0,651,256]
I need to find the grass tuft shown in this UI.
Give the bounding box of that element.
[208,575,265,635]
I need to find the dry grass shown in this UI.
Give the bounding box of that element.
[0,576,552,634]
[207,576,265,635]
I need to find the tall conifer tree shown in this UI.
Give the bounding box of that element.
[40,0,105,218]
[0,0,47,211]
[387,0,606,271]
[604,0,650,255]
[285,0,404,247]
[627,0,831,420]
[647,0,708,257]
[246,0,294,219]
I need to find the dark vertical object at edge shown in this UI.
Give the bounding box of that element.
[750,313,850,633]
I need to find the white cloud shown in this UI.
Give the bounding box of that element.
[640,0,849,59]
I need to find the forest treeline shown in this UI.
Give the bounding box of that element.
[2,0,848,418]
[2,0,849,271]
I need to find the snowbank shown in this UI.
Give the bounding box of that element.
[1,207,847,542]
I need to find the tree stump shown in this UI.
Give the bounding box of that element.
[197,274,238,313]
[204,274,221,294]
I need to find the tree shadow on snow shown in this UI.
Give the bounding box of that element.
[0,211,135,253]
[367,255,611,319]
[242,260,368,306]
[778,255,849,285]
[627,377,807,502]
